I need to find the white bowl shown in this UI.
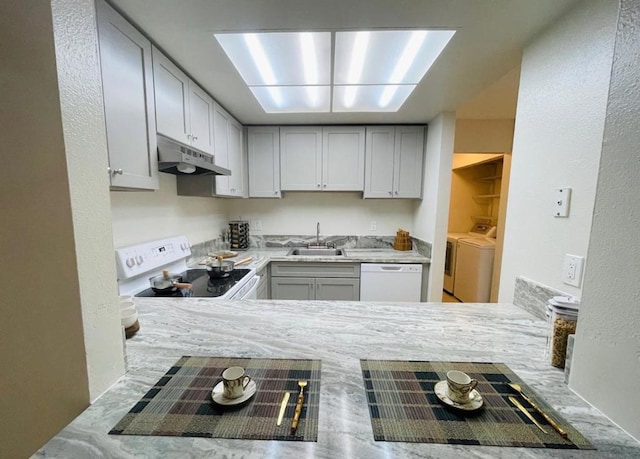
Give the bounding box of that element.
[120,299,135,310]
[120,305,136,317]
[121,309,138,328]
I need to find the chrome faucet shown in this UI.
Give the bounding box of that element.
[316,222,320,246]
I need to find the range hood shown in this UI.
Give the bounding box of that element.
[157,134,231,176]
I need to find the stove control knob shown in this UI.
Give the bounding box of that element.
[126,257,135,268]
[135,255,144,265]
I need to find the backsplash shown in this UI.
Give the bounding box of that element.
[513,276,574,320]
[189,234,432,265]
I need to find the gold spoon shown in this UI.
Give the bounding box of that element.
[508,383,568,439]
[290,380,307,434]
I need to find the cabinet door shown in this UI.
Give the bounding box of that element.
[152,47,191,145]
[248,127,281,198]
[364,126,395,198]
[96,0,158,190]
[188,82,214,154]
[393,126,424,198]
[280,127,322,190]
[213,103,231,195]
[271,277,315,300]
[227,118,246,197]
[322,127,365,191]
[316,278,361,301]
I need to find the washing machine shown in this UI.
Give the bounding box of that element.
[444,223,496,299]
[453,236,496,302]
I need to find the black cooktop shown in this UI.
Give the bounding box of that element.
[135,268,252,298]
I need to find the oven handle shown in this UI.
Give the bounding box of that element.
[236,275,260,300]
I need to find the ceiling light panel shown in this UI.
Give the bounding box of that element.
[250,86,330,113]
[333,85,415,112]
[215,32,331,86]
[334,30,455,85]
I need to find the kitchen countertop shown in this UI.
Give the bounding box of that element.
[195,248,431,272]
[35,299,639,458]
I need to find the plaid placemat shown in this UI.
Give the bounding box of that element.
[360,360,594,449]
[110,356,321,441]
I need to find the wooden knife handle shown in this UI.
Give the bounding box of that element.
[290,393,304,434]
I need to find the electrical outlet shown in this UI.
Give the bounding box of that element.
[370,221,377,231]
[250,219,262,231]
[563,254,584,287]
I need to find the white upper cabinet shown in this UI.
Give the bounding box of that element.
[96,0,158,190]
[394,126,424,198]
[152,47,214,155]
[280,126,365,191]
[364,126,425,198]
[247,127,281,198]
[213,103,246,197]
[280,127,322,190]
[322,127,365,191]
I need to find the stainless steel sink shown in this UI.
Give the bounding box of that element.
[286,247,346,256]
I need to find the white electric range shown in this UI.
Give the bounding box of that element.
[115,235,258,299]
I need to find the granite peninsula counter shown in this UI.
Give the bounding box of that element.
[35,300,639,458]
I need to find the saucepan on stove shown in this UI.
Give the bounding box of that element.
[206,256,235,279]
[150,269,192,294]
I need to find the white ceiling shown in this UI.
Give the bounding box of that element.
[109,0,579,124]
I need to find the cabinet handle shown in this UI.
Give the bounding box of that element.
[394,190,398,195]
[274,191,279,195]
[192,135,198,141]
[187,134,192,139]
[323,184,327,188]
[109,168,124,175]
[389,191,393,195]
[317,184,321,188]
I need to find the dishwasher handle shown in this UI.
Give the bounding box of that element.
[360,263,423,273]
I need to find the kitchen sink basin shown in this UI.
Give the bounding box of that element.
[286,247,346,256]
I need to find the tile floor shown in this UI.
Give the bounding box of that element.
[442,291,461,303]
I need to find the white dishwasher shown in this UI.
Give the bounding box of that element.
[360,263,423,302]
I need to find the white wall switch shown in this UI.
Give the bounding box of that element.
[554,187,572,217]
[563,254,584,287]
[370,221,377,231]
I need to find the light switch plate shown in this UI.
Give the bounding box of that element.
[554,188,572,217]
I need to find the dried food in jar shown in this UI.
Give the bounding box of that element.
[551,317,577,368]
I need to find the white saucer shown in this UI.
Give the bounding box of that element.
[211,380,257,405]
[434,380,484,412]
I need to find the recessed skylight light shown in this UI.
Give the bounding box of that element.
[214,29,455,113]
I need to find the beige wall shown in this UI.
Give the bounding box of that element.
[571,0,640,440]
[454,119,514,153]
[0,2,90,457]
[111,174,231,248]
[52,0,125,402]
[413,112,456,301]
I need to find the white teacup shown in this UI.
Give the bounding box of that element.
[446,370,478,404]
[222,366,252,399]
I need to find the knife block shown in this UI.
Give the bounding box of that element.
[393,229,412,251]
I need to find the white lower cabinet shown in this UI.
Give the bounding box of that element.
[96,0,158,190]
[364,126,425,198]
[270,262,360,301]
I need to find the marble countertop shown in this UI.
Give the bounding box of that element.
[36,300,639,458]
[195,248,430,273]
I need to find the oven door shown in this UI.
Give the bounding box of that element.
[229,275,260,299]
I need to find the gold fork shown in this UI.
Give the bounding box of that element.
[290,380,307,434]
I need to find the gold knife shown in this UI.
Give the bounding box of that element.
[276,392,290,426]
[508,383,569,439]
[509,396,547,433]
